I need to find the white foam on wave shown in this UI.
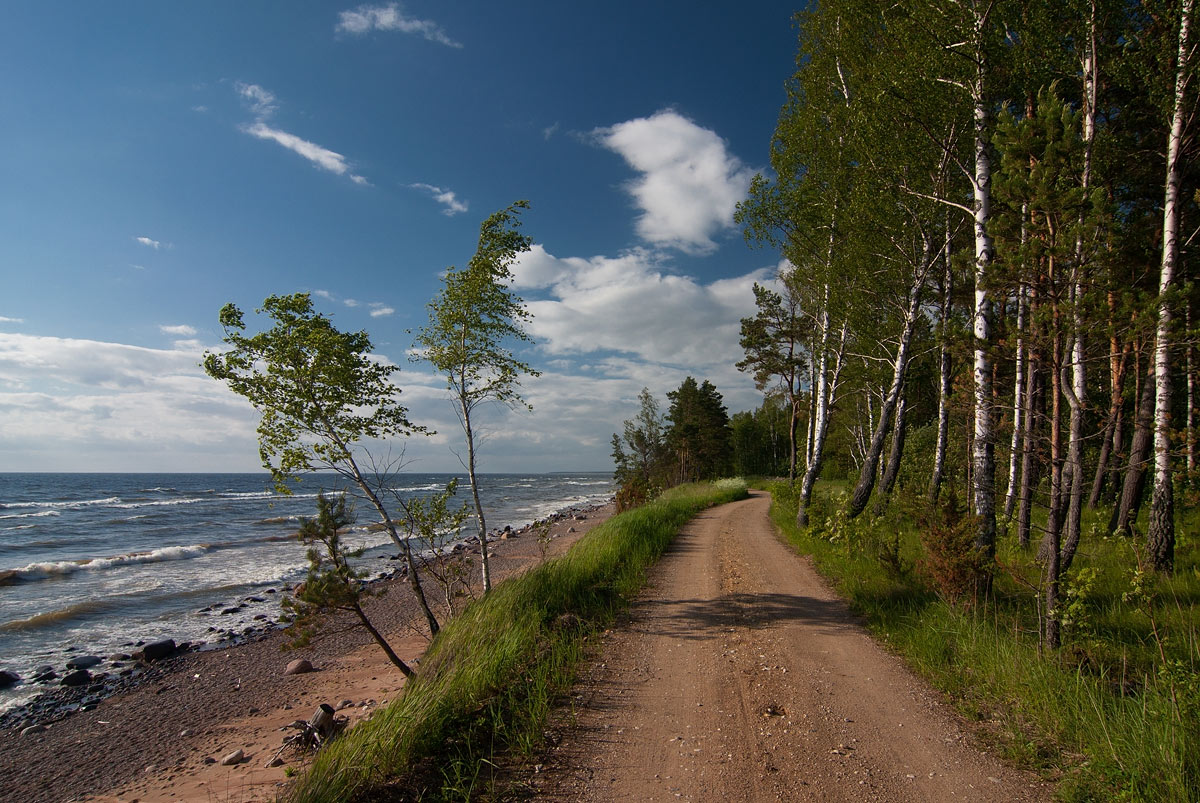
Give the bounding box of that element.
[1,544,212,584]
[0,509,62,521]
[0,496,122,511]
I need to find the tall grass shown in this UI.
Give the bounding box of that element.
[764,480,1199,802]
[288,479,749,803]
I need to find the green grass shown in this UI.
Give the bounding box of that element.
[762,479,1199,802]
[288,479,749,803]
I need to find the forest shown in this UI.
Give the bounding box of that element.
[613,2,1199,798]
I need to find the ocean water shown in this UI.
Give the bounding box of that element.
[0,472,613,713]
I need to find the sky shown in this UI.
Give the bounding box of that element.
[0,1,801,474]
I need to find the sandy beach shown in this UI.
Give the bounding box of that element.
[0,500,614,803]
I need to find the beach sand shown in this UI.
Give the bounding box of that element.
[0,501,614,803]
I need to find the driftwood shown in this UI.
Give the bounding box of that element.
[266,703,343,767]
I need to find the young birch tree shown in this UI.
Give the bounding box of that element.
[203,294,443,637]
[417,201,538,593]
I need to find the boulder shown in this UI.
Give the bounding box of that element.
[141,639,177,662]
[0,670,20,688]
[66,655,102,670]
[284,659,314,676]
[220,749,244,766]
[60,669,91,687]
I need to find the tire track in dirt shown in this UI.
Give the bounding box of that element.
[529,491,1051,801]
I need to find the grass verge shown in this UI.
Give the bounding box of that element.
[288,479,749,803]
[762,480,1198,802]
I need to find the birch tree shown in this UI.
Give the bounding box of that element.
[1147,0,1195,573]
[417,201,539,593]
[203,293,442,636]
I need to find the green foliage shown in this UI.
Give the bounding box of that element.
[416,201,539,592]
[404,480,474,615]
[730,395,793,478]
[416,200,539,411]
[203,293,420,492]
[287,480,749,803]
[666,377,733,483]
[765,480,1200,801]
[909,490,988,608]
[611,387,669,490]
[281,493,374,646]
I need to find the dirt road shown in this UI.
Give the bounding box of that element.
[532,491,1050,801]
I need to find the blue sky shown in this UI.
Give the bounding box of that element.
[0,2,799,473]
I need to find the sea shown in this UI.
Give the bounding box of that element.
[0,471,613,713]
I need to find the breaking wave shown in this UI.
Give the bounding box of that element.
[0,544,213,586]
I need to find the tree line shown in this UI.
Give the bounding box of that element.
[732,0,1198,648]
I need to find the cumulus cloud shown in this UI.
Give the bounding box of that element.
[408,183,468,215]
[511,244,769,368]
[159,324,197,336]
[369,304,395,318]
[336,3,462,48]
[135,236,162,249]
[594,110,755,255]
[236,84,368,185]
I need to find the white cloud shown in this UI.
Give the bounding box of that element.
[135,236,162,249]
[0,316,24,324]
[408,183,468,216]
[0,333,262,471]
[594,110,755,255]
[336,3,463,48]
[369,304,395,318]
[243,122,368,185]
[159,324,197,336]
[512,243,768,368]
[543,122,560,140]
[236,82,278,119]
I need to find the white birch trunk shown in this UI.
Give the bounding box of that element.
[1005,282,1028,519]
[971,45,997,557]
[1148,0,1193,573]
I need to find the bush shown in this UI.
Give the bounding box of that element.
[909,490,987,607]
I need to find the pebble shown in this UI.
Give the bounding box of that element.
[284,659,314,676]
[221,749,245,766]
